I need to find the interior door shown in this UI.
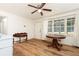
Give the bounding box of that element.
[35,22,43,39]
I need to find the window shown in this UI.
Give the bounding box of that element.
[48,21,52,32]
[54,19,64,32]
[67,17,75,32]
[47,16,75,33]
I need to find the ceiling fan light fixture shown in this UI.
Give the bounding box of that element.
[28,3,52,16]
[38,9,42,13]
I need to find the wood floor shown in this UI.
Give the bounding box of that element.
[13,39,79,56]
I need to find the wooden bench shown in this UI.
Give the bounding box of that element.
[13,32,27,43]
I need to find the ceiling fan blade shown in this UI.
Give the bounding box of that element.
[39,3,46,9]
[40,12,43,16]
[31,10,38,14]
[42,8,52,11]
[28,4,37,9]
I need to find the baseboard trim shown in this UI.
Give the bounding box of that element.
[73,46,79,48]
[62,44,79,48]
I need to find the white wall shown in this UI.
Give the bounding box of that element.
[0,22,1,32]
[74,10,79,47]
[0,10,35,39]
[34,9,79,46]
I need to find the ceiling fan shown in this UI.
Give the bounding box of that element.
[28,3,52,16]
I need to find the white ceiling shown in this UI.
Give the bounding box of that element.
[0,3,79,20]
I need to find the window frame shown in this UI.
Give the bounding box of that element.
[54,19,65,33]
[66,16,76,34]
[48,21,52,32]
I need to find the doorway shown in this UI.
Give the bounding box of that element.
[0,16,7,34]
[35,22,43,39]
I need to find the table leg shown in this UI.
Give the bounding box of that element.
[53,39,60,51]
[19,37,21,43]
[26,36,27,41]
[13,38,14,44]
[48,38,61,51]
[57,40,63,47]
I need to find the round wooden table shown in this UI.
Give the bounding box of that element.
[46,34,66,51]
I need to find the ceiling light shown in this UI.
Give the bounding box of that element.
[38,9,42,12]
